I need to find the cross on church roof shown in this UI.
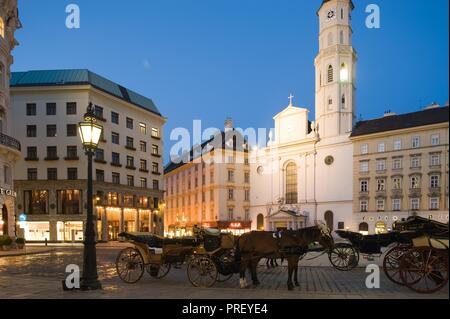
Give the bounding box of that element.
[288,94,294,106]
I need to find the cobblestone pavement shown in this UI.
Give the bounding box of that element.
[0,247,447,299]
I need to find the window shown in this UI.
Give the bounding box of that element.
[411,156,421,168]
[360,200,368,212]
[67,124,77,137]
[126,117,134,129]
[327,65,334,83]
[95,149,105,162]
[46,146,58,159]
[47,125,57,137]
[392,158,402,170]
[67,168,78,180]
[431,134,440,146]
[123,194,134,207]
[227,170,235,182]
[412,136,420,148]
[111,132,120,145]
[66,102,77,115]
[27,125,37,137]
[360,180,369,192]
[360,161,369,172]
[126,156,134,168]
[361,144,369,155]
[152,144,159,155]
[94,105,104,119]
[245,189,250,201]
[410,198,420,210]
[140,141,147,152]
[393,139,402,151]
[202,174,206,185]
[46,103,56,115]
[27,147,38,160]
[430,198,440,210]
[96,169,104,182]
[376,199,385,212]
[57,190,81,215]
[378,143,386,153]
[140,159,147,171]
[111,111,119,124]
[245,209,250,221]
[430,154,441,166]
[393,177,402,190]
[107,192,120,206]
[376,159,386,171]
[24,190,49,215]
[126,136,134,149]
[152,162,159,174]
[127,175,134,187]
[66,146,78,159]
[140,177,147,188]
[228,189,234,200]
[392,199,401,211]
[3,165,11,184]
[26,103,36,116]
[47,168,57,181]
[244,172,250,183]
[410,176,420,189]
[112,152,121,165]
[430,175,440,188]
[112,173,120,184]
[151,127,160,138]
[377,179,386,191]
[153,180,159,190]
[139,123,147,134]
[27,168,38,180]
[285,162,298,204]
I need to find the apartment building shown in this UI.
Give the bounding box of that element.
[350,105,449,234]
[11,69,166,241]
[164,120,251,237]
[0,0,20,237]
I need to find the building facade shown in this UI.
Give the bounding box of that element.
[249,0,356,232]
[164,121,251,237]
[0,0,20,237]
[11,69,166,241]
[351,105,449,234]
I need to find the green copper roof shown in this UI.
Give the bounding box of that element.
[11,69,162,116]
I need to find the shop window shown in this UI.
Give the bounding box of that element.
[57,190,82,215]
[24,190,49,215]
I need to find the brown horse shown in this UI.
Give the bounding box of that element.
[235,225,334,290]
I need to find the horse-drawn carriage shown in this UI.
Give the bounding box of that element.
[115,227,238,288]
[334,216,449,293]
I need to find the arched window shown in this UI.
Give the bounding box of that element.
[257,214,264,231]
[340,63,349,82]
[327,65,334,83]
[324,211,334,231]
[327,32,333,46]
[359,222,369,232]
[285,162,298,204]
[0,17,4,38]
[341,8,344,20]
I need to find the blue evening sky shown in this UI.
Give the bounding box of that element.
[12,0,449,160]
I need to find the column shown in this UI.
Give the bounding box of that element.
[119,208,124,233]
[49,220,57,242]
[134,210,139,232]
[101,209,108,242]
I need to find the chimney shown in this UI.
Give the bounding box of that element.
[224,117,233,129]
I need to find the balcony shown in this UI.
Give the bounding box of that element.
[0,133,21,152]
[409,188,421,198]
[391,189,403,198]
[428,187,441,197]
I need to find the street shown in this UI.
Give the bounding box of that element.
[0,246,448,299]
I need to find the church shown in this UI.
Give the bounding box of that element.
[249,0,357,232]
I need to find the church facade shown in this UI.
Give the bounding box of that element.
[249,0,357,232]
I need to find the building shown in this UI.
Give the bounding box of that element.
[11,69,166,242]
[350,105,449,234]
[0,0,21,237]
[249,0,356,232]
[164,120,251,237]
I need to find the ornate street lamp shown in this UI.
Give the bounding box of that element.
[78,103,103,290]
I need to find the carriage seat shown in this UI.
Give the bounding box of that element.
[204,228,221,237]
[413,236,449,250]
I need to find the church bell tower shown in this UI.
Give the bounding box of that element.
[314,0,356,139]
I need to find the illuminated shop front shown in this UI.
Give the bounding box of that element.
[57,221,84,241]
[23,222,50,241]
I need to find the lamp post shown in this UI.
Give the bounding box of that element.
[78,103,103,291]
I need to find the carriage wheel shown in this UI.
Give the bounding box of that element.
[399,247,449,294]
[187,255,218,288]
[146,263,171,279]
[216,273,233,283]
[116,247,145,284]
[383,245,410,285]
[328,243,359,271]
